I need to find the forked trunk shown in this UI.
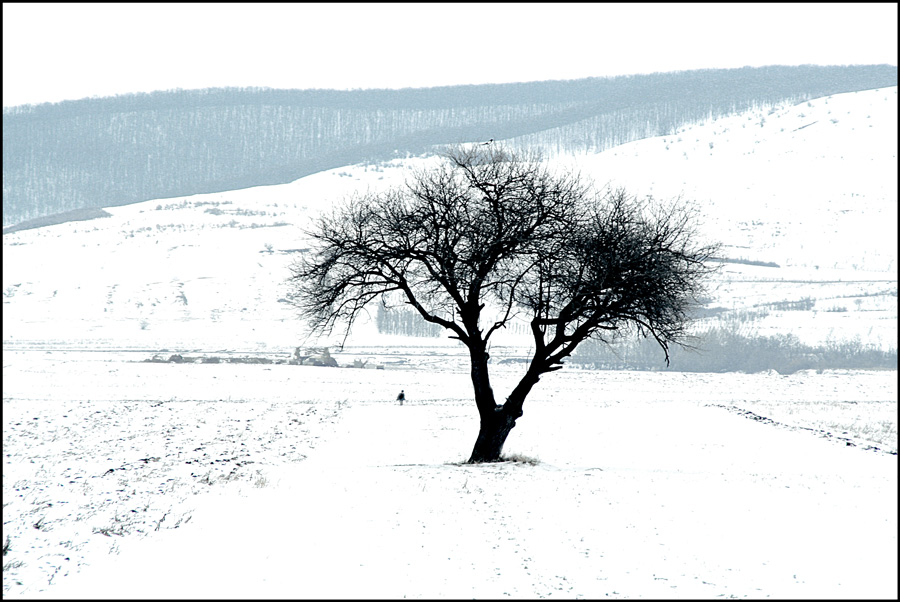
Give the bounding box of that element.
[467,366,542,463]
[465,341,511,463]
[468,409,518,463]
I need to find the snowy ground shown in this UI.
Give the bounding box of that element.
[3,351,897,599]
[3,86,897,598]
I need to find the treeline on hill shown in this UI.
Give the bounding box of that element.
[374,306,897,374]
[3,65,896,228]
[570,325,898,374]
[376,305,443,338]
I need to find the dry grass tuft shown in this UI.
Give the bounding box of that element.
[500,452,541,465]
[252,470,269,488]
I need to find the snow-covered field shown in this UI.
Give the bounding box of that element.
[3,353,897,598]
[3,86,897,597]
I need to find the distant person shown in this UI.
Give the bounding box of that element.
[397,389,405,405]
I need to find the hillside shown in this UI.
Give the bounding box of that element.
[3,65,896,228]
[3,87,897,597]
[2,87,896,367]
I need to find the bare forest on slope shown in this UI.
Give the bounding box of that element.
[3,64,896,229]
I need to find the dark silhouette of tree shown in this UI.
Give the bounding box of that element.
[287,145,720,462]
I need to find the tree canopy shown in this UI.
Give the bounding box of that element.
[288,145,719,462]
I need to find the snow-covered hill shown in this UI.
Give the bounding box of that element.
[570,85,898,273]
[2,87,896,356]
[2,87,897,599]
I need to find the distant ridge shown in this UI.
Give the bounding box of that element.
[2,207,112,235]
[3,64,896,228]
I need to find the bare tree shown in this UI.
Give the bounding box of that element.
[287,145,719,462]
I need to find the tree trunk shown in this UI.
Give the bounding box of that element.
[467,366,542,463]
[468,408,518,463]
[465,340,509,463]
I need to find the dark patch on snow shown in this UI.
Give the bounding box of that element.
[707,403,897,455]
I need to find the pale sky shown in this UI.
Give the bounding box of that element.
[3,2,897,108]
